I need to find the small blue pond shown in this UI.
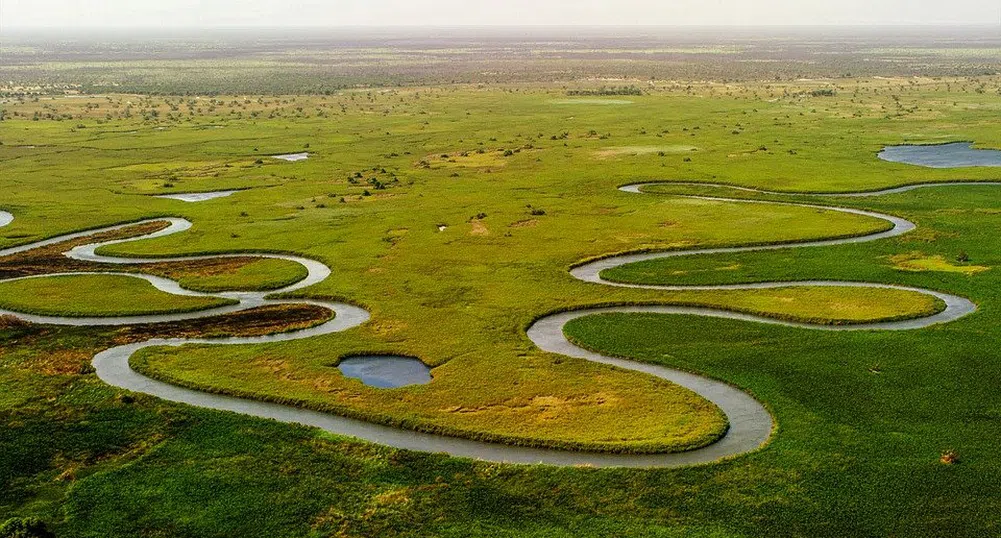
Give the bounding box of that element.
[338,355,432,388]
[879,142,1001,168]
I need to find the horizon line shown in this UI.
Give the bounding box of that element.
[4,22,1001,30]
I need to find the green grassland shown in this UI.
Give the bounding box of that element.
[166,257,309,292]
[2,75,1001,536]
[0,274,235,316]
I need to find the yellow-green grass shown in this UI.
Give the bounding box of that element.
[132,340,729,454]
[887,252,990,275]
[167,258,309,292]
[129,285,938,453]
[3,85,987,453]
[594,145,698,159]
[0,274,235,317]
[657,286,945,325]
[4,77,1001,536]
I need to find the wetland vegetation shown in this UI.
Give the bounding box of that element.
[2,26,1001,537]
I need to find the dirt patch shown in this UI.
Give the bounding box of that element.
[469,220,490,236]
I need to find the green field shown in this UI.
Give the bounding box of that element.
[0,274,235,317]
[165,257,309,293]
[2,68,1001,537]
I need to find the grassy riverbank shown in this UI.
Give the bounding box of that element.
[0,274,236,317]
[2,75,1001,536]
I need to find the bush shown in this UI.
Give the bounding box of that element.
[0,517,55,538]
[810,88,836,97]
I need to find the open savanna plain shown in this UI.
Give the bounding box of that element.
[2,73,1001,537]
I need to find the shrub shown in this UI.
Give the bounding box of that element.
[0,517,55,538]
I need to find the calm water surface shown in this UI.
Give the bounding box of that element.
[338,355,432,388]
[879,142,1001,168]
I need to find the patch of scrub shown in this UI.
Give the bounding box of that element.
[550,99,633,105]
[888,252,989,275]
[879,142,1001,168]
[154,190,239,202]
[595,146,698,159]
[421,148,530,169]
[272,152,310,162]
[337,355,431,388]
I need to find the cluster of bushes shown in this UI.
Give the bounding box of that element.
[1,518,54,538]
[566,86,643,96]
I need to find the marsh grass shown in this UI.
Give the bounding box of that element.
[2,79,1001,536]
[0,274,235,317]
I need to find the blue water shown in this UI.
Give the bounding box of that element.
[879,142,1001,168]
[338,355,432,388]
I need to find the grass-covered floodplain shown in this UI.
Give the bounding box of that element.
[2,66,1001,536]
[164,256,309,292]
[0,274,235,317]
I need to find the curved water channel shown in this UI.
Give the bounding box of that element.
[0,182,989,467]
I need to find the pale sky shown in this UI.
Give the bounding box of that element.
[2,0,1000,29]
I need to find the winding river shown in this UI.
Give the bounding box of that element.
[0,182,988,467]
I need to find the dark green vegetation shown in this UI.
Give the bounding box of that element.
[2,32,1001,535]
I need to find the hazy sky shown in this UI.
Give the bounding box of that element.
[3,0,1000,28]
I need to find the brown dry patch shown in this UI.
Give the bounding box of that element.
[4,304,333,377]
[144,257,268,280]
[509,219,539,228]
[0,221,170,280]
[469,220,490,236]
[114,303,334,343]
[0,315,31,330]
[37,349,93,376]
[0,221,287,289]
